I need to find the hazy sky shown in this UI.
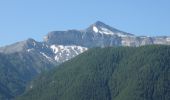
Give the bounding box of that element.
[0,0,170,46]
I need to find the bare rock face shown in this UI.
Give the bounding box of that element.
[44,21,170,47]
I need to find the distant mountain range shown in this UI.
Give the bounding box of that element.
[0,21,170,99]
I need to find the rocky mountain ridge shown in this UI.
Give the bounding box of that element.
[1,21,170,64]
[45,21,170,47]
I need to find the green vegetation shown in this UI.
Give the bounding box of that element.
[0,52,55,100]
[16,45,170,100]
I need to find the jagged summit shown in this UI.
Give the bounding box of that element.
[43,21,170,47]
[93,21,107,26]
[86,21,134,37]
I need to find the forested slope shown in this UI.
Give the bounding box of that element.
[17,45,170,100]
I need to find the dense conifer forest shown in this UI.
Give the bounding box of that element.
[16,45,170,100]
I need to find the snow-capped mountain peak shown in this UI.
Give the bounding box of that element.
[90,21,134,37]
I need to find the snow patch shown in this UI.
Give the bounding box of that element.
[93,26,99,33]
[55,56,59,61]
[99,27,114,35]
[27,48,34,52]
[50,45,88,62]
[166,37,170,42]
[116,33,129,37]
[51,45,59,53]
[93,26,130,37]
[40,52,53,62]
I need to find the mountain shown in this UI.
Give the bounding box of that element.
[1,21,170,63]
[0,39,87,99]
[0,52,55,100]
[0,38,88,64]
[0,38,56,72]
[0,39,57,99]
[44,21,170,47]
[16,45,170,100]
[0,21,170,99]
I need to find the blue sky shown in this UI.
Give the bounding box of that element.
[0,0,170,46]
